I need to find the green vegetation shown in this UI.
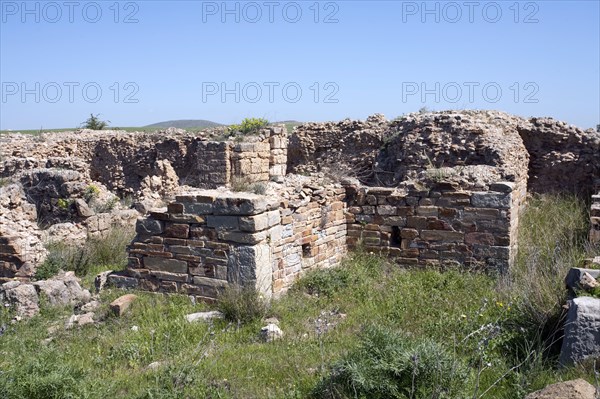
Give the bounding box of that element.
[500,194,595,339]
[83,184,101,202]
[1,194,597,398]
[228,117,269,135]
[216,285,269,324]
[35,227,134,280]
[81,114,110,130]
[56,198,72,210]
[230,175,268,195]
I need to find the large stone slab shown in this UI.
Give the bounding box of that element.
[144,257,188,274]
[559,296,600,366]
[227,244,272,297]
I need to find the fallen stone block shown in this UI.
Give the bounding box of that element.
[110,294,137,317]
[0,281,39,318]
[559,296,600,366]
[184,310,224,323]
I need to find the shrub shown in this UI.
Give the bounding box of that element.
[231,176,267,195]
[216,285,269,324]
[37,227,134,279]
[83,184,100,202]
[312,325,470,399]
[81,113,110,130]
[228,117,269,135]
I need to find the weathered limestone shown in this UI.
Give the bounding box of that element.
[0,271,91,318]
[559,296,600,366]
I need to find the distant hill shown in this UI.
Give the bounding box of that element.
[144,120,223,129]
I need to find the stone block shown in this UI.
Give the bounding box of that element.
[164,223,189,239]
[239,213,269,232]
[213,196,267,216]
[400,228,419,240]
[150,271,189,283]
[144,257,188,273]
[110,294,137,316]
[416,206,438,217]
[471,192,511,209]
[136,218,164,235]
[565,268,600,291]
[489,182,515,193]
[167,203,184,214]
[559,297,600,366]
[420,230,464,242]
[207,215,240,230]
[465,232,495,246]
[193,276,229,288]
[227,244,272,296]
[183,202,214,215]
[218,231,268,244]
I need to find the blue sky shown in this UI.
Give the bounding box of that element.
[1,0,599,130]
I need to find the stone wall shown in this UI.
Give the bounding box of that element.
[0,185,47,280]
[122,183,347,299]
[1,125,289,199]
[271,185,346,293]
[517,118,600,196]
[344,179,526,273]
[123,191,279,300]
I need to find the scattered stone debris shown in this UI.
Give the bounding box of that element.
[524,378,597,399]
[0,271,91,319]
[185,310,224,323]
[314,309,347,336]
[65,312,95,329]
[260,323,283,342]
[146,361,164,370]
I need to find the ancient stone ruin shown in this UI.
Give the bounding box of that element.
[1,111,598,304]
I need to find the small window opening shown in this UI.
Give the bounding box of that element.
[390,226,402,248]
[302,243,312,257]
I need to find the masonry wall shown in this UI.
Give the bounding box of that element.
[271,186,346,294]
[122,185,347,299]
[344,180,526,273]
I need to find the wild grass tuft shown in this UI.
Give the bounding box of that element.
[36,227,134,280]
[216,285,269,324]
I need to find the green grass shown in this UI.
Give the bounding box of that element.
[0,194,597,398]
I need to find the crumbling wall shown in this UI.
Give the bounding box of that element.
[122,191,280,300]
[374,111,529,187]
[0,184,46,280]
[1,125,289,199]
[516,118,600,196]
[288,114,388,181]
